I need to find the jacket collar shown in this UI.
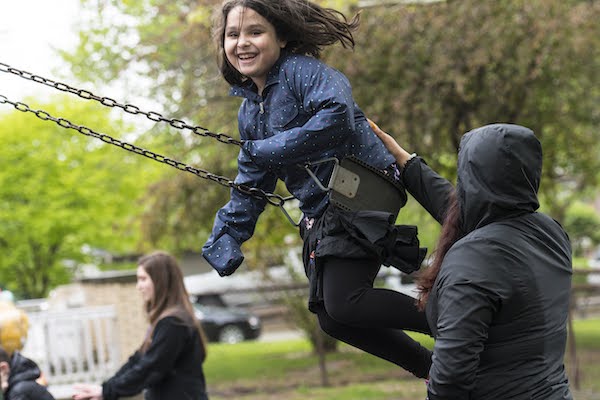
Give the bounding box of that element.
[229,51,290,101]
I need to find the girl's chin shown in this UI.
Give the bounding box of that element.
[239,67,256,76]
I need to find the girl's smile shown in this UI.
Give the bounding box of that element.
[224,6,286,94]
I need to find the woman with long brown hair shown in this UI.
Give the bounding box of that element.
[73,251,208,400]
[371,121,573,400]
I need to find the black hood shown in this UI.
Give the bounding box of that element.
[456,124,541,233]
[8,351,41,387]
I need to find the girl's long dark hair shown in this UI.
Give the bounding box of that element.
[214,0,360,86]
[416,190,464,311]
[138,251,207,360]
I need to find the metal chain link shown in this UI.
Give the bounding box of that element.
[0,62,243,147]
[0,94,289,207]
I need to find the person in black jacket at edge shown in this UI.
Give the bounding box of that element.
[0,345,55,400]
[370,121,573,400]
[72,251,209,400]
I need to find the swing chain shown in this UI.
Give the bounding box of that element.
[0,62,242,147]
[0,95,288,208]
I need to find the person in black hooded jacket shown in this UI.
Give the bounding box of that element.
[371,122,573,400]
[0,346,55,400]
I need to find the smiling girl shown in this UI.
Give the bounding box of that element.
[203,0,432,378]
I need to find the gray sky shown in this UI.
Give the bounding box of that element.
[0,0,160,133]
[0,0,80,100]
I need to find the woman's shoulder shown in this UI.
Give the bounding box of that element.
[441,235,505,278]
[155,313,195,331]
[156,315,180,324]
[150,316,196,345]
[8,380,54,400]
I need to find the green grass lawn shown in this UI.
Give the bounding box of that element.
[203,319,600,400]
[565,318,600,399]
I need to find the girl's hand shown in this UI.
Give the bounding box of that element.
[368,119,414,167]
[72,383,103,400]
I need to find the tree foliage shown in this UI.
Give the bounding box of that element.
[564,202,600,256]
[60,0,600,266]
[63,0,302,265]
[0,97,163,298]
[337,0,600,221]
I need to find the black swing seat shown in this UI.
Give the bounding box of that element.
[329,156,407,220]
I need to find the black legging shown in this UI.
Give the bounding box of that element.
[315,255,432,379]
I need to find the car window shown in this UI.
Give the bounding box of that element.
[193,293,227,307]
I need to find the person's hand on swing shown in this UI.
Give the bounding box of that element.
[367,119,414,167]
[72,383,102,400]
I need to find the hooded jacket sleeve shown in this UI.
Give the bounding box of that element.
[6,381,55,400]
[202,147,278,276]
[243,60,356,168]
[101,317,198,400]
[5,352,55,400]
[427,239,507,400]
[402,157,454,225]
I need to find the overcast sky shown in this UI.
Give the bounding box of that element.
[0,0,80,101]
[0,0,162,135]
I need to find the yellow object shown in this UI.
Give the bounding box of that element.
[0,300,29,355]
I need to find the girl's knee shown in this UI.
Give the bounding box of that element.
[317,310,348,340]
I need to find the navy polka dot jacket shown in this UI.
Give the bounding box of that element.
[202,52,395,276]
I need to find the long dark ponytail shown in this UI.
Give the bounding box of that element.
[416,190,463,310]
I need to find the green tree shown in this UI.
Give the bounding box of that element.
[61,0,600,262]
[62,0,294,263]
[0,96,164,298]
[563,202,600,257]
[337,0,600,222]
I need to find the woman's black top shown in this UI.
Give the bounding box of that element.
[102,316,208,400]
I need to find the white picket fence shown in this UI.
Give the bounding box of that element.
[21,305,121,399]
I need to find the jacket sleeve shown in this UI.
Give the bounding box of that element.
[101,317,191,400]
[7,381,56,400]
[402,157,454,225]
[243,61,356,168]
[110,351,140,379]
[202,147,278,276]
[427,240,505,400]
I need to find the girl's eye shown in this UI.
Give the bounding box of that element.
[227,32,239,38]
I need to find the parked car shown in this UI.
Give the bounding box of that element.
[192,294,261,344]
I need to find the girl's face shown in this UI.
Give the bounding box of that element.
[224,6,286,93]
[136,265,155,303]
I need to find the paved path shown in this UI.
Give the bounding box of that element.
[259,329,304,342]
